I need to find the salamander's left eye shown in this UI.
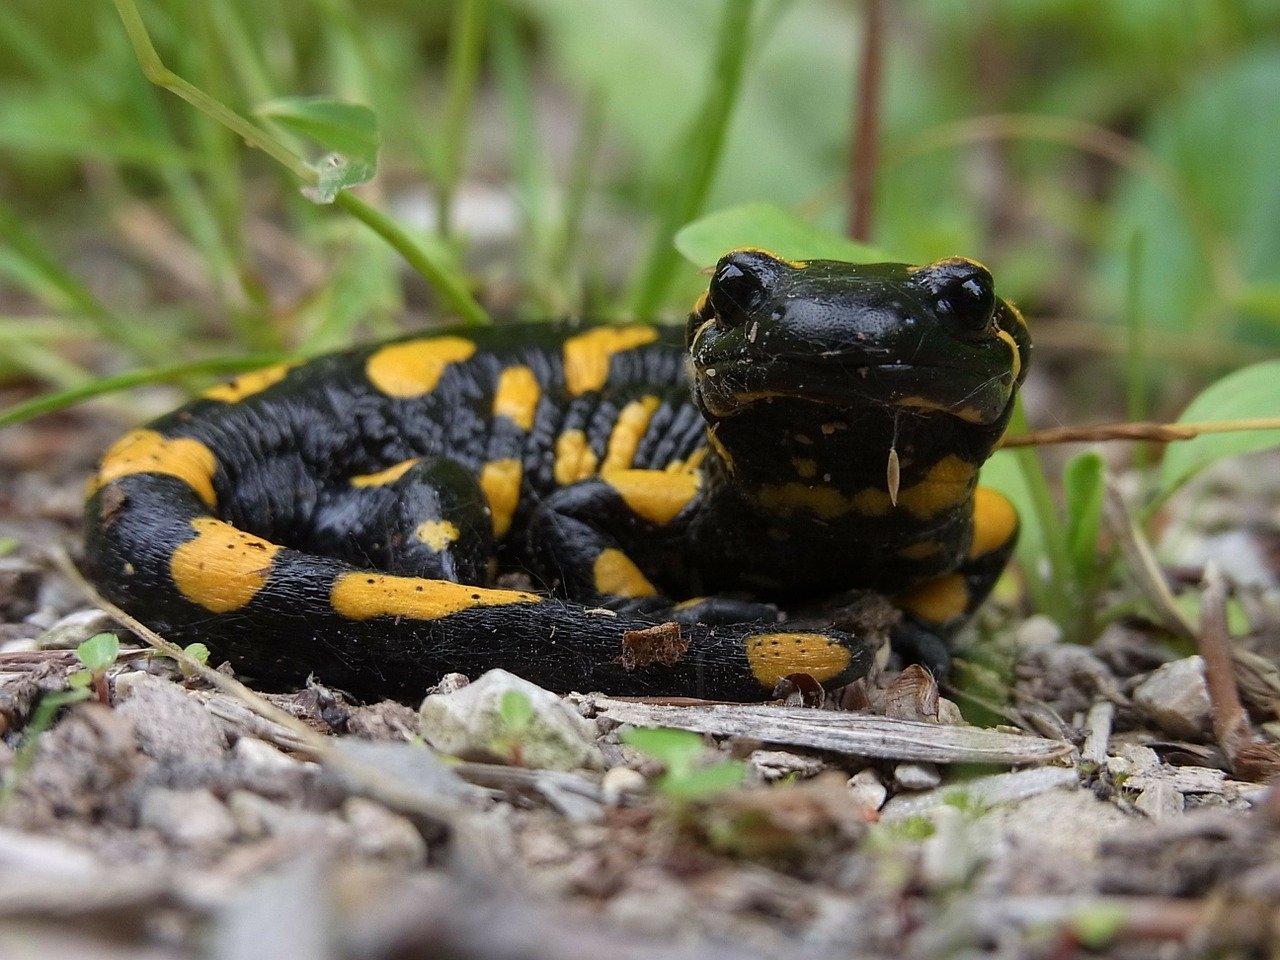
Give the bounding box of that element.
[708,250,780,328]
[915,258,996,332]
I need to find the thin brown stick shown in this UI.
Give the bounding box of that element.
[848,0,883,242]
[1198,563,1251,772]
[1000,417,1280,449]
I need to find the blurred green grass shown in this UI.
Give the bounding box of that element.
[2,0,1279,414]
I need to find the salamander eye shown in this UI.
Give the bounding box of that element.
[915,258,996,332]
[708,250,780,328]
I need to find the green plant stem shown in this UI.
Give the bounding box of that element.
[436,0,488,238]
[1124,232,1152,467]
[1006,399,1073,626]
[627,0,756,320]
[112,0,489,324]
[334,193,488,325]
[0,355,284,428]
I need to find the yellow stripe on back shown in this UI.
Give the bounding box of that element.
[480,458,522,538]
[554,430,599,485]
[601,395,661,472]
[366,336,476,398]
[202,363,296,403]
[562,326,658,396]
[493,365,541,430]
[349,457,421,487]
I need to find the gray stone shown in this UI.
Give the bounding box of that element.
[420,669,603,771]
[1132,656,1212,740]
[894,761,942,791]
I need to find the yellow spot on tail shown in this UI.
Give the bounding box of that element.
[970,487,1018,557]
[562,326,658,396]
[202,363,295,403]
[602,469,701,525]
[493,365,541,430]
[91,429,218,508]
[554,430,599,485]
[895,396,987,424]
[366,336,476,398]
[350,457,421,487]
[898,573,969,623]
[479,458,522,538]
[332,572,537,621]
[415,519,460,551]
[170,518,280,612]
[744,632,852,688]
[995,328,1022,382]
[602,395,661,472]
[593,549,657,598]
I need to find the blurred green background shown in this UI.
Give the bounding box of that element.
[2,0,1279,420]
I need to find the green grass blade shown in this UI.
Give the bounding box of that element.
[0,355,285,429]
[627,0,757,320]
[436,0,488,238]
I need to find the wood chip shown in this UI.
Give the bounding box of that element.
[587,699,1074,765]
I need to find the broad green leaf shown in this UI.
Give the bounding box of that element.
[675,203,892,269]
[1063,452,1105,588]
[620,726,703,775]
[255,97,380,203]
[659,761,746,801]
[183,643,210,664]
[499,690,534,730]
[75,632,119,672]
[1158,360,1280,493]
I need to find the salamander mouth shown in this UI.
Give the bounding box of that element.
[694,356,1013,424]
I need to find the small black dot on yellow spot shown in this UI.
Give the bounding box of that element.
[366,577,375,584]
[415,585,424,592]
[471,593,481,600]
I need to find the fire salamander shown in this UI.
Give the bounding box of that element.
[83,251,1030,702]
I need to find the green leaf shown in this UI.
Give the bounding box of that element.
[255,97,380,203]
[1158,360,1280,493]
[1063,452,1105,589]
[620,726,704,776]
[74,633,119,672]
[0,536,17,557]
[183,643,210,665]
[67,670,93,689]
[1071,903,1128,950]
[499,690,534,731]
[658,761,746,801]
[676,203,893,270]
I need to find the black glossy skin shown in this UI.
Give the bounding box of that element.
[83,251,1030,702]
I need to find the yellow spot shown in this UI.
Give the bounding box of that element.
[602,395,661,472]
[792,458,817,479]
[754,483,887,521]
[332,572,537,621]
[350,457,421,487]
[970,487,1018,557]
[366,336,476,398]
[706,428,734,472]
[91,429,217,508]
[995,328,1022,382]
[202,363,295,403]
[562,326,658,396]
[896,455,977,519]
[898,574,969,623]
[554,430,599,485]
[602,469,701,525]
[896,396,987,424]
[493,365,541,430]
[744,632,852,689]
[170,518,280,612]
[897,540,942,560]
[665,446,710,474]
[593,548,657,598]
[673,596,707,611]
[479,459,522,538]
[415,519,460,551]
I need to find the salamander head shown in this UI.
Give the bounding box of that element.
[686,249,1030,427]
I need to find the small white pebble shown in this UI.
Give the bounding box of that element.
[847,768,887,811]
[894,762,942,791]
[601,766,647,804]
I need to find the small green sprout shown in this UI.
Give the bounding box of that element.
[620,726,745,802]
[68,632,120,703]
[490,689,535,765]
[0,536,19,557]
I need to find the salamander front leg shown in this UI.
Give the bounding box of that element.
[893,487,1019,676]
